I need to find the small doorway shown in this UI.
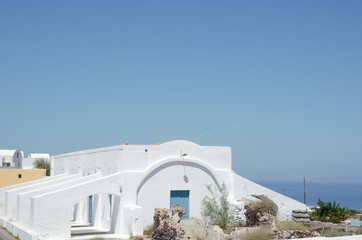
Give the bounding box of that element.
[170,190,189,219]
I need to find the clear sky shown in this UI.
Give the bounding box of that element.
[1,1,361,183]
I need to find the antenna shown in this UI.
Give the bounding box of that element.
[304,176,307,205]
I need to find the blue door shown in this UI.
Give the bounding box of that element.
[170,190,189,220]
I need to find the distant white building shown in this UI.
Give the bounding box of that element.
[0,149,23,168]
[22,153,51,169]
[0,140,306,240]
[0,150,50,169]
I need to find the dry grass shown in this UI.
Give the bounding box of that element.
[251,198,276,214]
[143,224,153,237]
[130,236,144,240]
[277,221,310,231]
[321,228,348,237]
[238,227,273,240]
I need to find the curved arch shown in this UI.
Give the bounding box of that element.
[136,158,220,204]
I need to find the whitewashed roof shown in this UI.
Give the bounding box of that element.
[28,153,50,160]
[0,150,17,156]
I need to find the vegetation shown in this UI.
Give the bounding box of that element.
[238,227,273,240]
[249,196,277,215]
[276,221,310,231]
[201,183,233,231]
[34,158,50,176]
[321,228,349,237]
[143,224,153,237]
[309,199,358,223]
[129,236,144,240]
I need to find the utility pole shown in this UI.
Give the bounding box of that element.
[304,176,307,205]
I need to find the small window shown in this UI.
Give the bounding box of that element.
[18,174,22,179]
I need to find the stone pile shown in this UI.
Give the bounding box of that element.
[274,229,321,239]
[152,205,186,240]
[292,210,310,223]
[230,201,245,226]
[245,204,276,227]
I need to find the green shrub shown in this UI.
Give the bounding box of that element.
[34,158,51,176]
[201,183,233,231]
[309,199,358,223]
[238,227,273,240]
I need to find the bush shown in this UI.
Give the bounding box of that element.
[201,183,233,231]
[34,158,50,176]
[238,227,273,240]
[309,199,357,223]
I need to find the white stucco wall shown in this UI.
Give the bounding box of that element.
[0,174,67,218]
[21,158,34,169]
[5,174,78,221]
[232,173,306,219]
[52,145,123,176]
[121,141,232,172]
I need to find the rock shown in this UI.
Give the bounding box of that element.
[230,227,257,239]
[274,229,321,239]
[179,218,207,240]
[205,225,224,240]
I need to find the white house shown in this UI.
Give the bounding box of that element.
[0,140,306,240]
[0,149,50,169]
[0,149,23,168]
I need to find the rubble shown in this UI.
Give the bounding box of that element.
[274,229,321,239]
[151,205,186,240]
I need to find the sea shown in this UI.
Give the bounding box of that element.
[258,181,362,211]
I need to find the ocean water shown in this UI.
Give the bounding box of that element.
[258,181,362,211]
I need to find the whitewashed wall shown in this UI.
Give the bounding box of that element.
[52,145,123,176]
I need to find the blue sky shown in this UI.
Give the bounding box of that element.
[1,1,361,182]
